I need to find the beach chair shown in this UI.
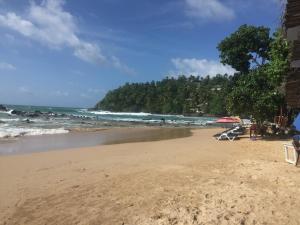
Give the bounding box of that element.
[284,135,300,166]
[230,125,245,135]
[216,132,239,141]
[214,125,245,141]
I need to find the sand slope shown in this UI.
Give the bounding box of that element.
[1,128,300,225]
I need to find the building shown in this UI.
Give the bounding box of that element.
[284,0,300,110]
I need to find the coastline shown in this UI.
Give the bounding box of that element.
[1,128,299,225]
[0,127,192,155]
[0,104,218,140]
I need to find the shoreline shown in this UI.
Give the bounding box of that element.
[1,128,299,225]
[0,127,192,156]
[0,104,219,140]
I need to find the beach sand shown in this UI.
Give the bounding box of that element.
[1,128,300,225]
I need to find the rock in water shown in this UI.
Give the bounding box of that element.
[27,112,41,118]
[11,110,25,116]
[0,104,7,111]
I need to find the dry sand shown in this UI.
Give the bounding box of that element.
[0,128,300,225]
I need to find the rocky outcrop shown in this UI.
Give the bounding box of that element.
[27,111,43,118]
[0,104,7,111]
[10,110,67,119]
[11,110,26,116]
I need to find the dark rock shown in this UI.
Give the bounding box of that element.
[27,112,41,118]
[34,110,43,115]
[24,119,34,123]
[47,111,56,116]
[0,104,7,111]
[11,110,25,116]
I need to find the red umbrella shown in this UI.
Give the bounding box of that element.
[216,117,240,123]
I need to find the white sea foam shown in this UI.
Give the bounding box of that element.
[0,127,69,138]
[0,106,217,136]
[0,110,13,115]
[152,113,184,118]
[111,117,160,123]
[89,110,152,116]
[0,109,13,115]
[0,118,20,122]
[166,119,206,125]
[77,108,88,113]
[102,116,206,125]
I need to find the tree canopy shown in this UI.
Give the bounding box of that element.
[95,75,232,116]
[95,25,291,124]
[266,30,291,87]
[226,68,285,123]
[217,24,272,73]
[218,27,291,123]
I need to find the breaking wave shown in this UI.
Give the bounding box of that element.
[88,110,151,116]
[0,127,68,138]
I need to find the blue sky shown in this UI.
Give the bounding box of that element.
[0,0,284,107]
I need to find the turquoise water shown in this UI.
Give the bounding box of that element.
[0,104,217,138]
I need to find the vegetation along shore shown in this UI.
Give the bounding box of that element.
[96,25,296,127]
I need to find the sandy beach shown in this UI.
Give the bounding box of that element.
[1,128,300,225]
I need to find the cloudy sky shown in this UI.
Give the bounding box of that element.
[0,0,284,107]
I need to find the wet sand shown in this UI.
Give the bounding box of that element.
[1,128,300,225]
[0,127,191,155]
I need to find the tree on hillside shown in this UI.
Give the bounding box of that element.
[95,75,232,115]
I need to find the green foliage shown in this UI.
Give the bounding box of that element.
[95,24,291,124]
[217,24,271,73]
[227,68,285,123]
[222,27,290,124]
[266,29,291,86]
[95,75,232,115]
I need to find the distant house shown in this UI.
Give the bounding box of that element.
[284,0,300,110]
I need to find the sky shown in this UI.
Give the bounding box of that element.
[0,0,285,107]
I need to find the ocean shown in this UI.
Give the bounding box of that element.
[0,104,217,138]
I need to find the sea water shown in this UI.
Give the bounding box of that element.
[0,104,217,138]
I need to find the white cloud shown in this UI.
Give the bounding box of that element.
[0,62,16,70]
[111,56,136,76]
[74,42,106,64]
[185,0,235,21]
[0,0,106,64]
[0,0,133,74]
[171,58,236,77]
